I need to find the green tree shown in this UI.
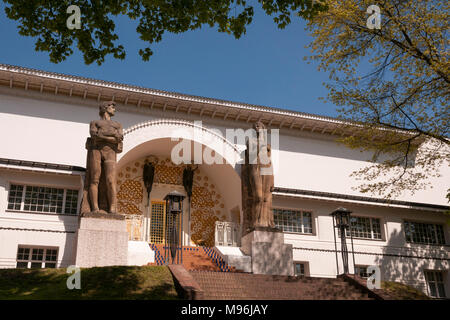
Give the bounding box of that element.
[4,0,449,200]
[304,0,449,198]
[2,0,326,65]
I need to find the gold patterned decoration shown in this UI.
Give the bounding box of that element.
[116,162,145,239]
[117,180,143,202]
[117,178,144,215]
[116,156,227,246]
[190,176,227,247]
[191,186,216,209]
[154,161,183,185]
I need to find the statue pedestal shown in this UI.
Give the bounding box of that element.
[127,241,155,266]
[75,213,128,268]
[240,228,293,276]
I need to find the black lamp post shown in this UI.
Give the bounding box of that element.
[330,207,356,275]
[163,191,185,265]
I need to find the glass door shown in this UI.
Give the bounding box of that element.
[149,200,166,244]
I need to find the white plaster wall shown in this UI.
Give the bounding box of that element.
[0,169,81,268]
[0,90,91,167]
[0,88,160,167]
[273,196,450,296]
[275,133,450,206]
[1,89,448,206]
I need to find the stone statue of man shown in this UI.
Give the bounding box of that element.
[81,101,123,215]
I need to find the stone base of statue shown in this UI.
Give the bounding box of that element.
[127,241,155,266]
[240,227,294,276]
[74,212,128,268]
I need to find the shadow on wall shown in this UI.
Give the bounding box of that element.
[375,229,449,295]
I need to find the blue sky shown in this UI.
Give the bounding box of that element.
[0,4,338,117]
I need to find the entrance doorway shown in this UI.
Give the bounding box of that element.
[145,200,182,245]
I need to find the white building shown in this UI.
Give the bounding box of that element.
[0,64,448,298]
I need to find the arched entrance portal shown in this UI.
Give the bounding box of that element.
[116,120,242,247]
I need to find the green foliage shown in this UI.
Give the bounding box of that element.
[0,265,179,299]
[4,0,448,200]
[3,0,326,65]
[305,0,449,198]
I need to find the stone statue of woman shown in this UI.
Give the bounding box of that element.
[241,121,275,231]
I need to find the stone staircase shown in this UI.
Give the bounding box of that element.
[148,244,237,272]
[148,244,376,300]
[189,271,375,300]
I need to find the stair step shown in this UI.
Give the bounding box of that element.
[147,244,237,273]
[189,271,376,300]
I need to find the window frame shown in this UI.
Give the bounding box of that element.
[424,270,447,299]
[354,265,371,278]
[16,245,59,269]
[293,261,309,277]
[403,220,447,246]
[272,207,314,235]
[6,182,80,216]
[342,215,384,241]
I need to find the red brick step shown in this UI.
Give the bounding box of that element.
[189,271,375,300]
[147,244,237,272]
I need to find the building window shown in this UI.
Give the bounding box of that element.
[273,208,312,234]
[294,262,307,277]
[16,246,58,269]
[16,247,30,268]
[425,271,446,298]
[355,265,370,278]
[64,189,79,215]
[7,184,23,210]
[344,217,382,240]
[404,221,446,245]
[7,184,79,215]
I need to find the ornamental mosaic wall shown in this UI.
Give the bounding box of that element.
[116,156,227,246]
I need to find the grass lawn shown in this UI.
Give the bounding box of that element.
[0,265,179,300]
[0,265,433,300]
[381,281,431,300]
